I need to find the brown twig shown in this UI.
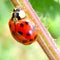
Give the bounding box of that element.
[10,0,60,60]
[11,0,20,8]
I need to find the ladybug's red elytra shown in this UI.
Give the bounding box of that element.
[9,8,38,45]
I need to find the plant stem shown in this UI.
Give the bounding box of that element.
[11,0,60,60]
[11,0,20,8]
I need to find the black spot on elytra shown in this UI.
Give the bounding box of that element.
[12,31,15,35]
[34,35,37,40]
[9,24,11,28]
[18,31,23,35]
[25,21,29,25]
[22,40,27,43]
[26,32,31,36]
[30,39,33,41]
[20,23,24,27]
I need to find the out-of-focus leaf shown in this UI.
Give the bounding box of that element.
[29,0,60,18]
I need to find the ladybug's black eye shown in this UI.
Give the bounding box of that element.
[16,8,20,11]
[16,13,21,20]
[13,8,20,12]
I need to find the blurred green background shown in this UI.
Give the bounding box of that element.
[0,0,60,60]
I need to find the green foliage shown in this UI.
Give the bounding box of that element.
[29,0,60,18]
[29,0,60,38]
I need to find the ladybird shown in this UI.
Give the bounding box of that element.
[9,8,38,45]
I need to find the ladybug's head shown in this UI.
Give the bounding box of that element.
[11,8,26,20]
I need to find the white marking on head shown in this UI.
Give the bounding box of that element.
[19,10,26,19]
